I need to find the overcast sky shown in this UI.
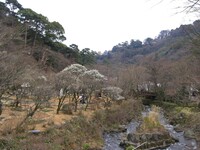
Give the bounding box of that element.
[1,0,198,52]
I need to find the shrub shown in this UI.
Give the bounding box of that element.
[61,103,74,114]
[83,143,90,150]
[139,105,165,133]
[93,99,143,130]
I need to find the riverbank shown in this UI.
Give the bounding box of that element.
[152,101,200,147]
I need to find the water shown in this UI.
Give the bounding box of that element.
[159,110,197,150]
[103,121,140,150]
[103,133,123,150]
[103,107,198,150]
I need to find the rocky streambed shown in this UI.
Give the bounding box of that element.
[103,106,198,150]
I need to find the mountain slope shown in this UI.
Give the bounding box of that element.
[98,21,199,65]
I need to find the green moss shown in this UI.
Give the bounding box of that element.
[126,145,135,150]
[83,143,90,150]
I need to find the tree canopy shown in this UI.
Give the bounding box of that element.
[17,8,66,45]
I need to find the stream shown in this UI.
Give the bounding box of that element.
[103,107,198,150]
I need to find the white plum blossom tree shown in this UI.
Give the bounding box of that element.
[55,64,87,113]
[80,69,107,110]
[61,64,87,76]
[103,86,125,104]
[55,64,109,113]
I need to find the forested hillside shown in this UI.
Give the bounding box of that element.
[98,20,200,65]
[0,0,97,72]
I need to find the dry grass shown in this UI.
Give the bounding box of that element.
[139,105,165,133]
[0,97,107,135]
[93,99,143,130]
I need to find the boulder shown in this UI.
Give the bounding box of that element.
[184,129,195,139]
[123,132,178,150]
[127,132,173,143]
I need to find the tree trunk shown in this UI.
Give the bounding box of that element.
[0,101,2,115]
[56,95,66,114]
[33,32,37,47]
[57,98,62,114]
[17,104,39,128]
[73,92,79,112]
[0,93,4,115]
[75,99,78,112]
[85,93,92,111]
[85,101,89,111]
[15,96,20,107]
[24,22,28,49]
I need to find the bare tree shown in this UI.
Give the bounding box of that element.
[146,63,162,92]
[0,53,24,115]
[9,65,40,108]
[181,0,200,13]
[117,65,147,98]
[18,76,53,127]
[153,0,200,13]
[11,83,29,107]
